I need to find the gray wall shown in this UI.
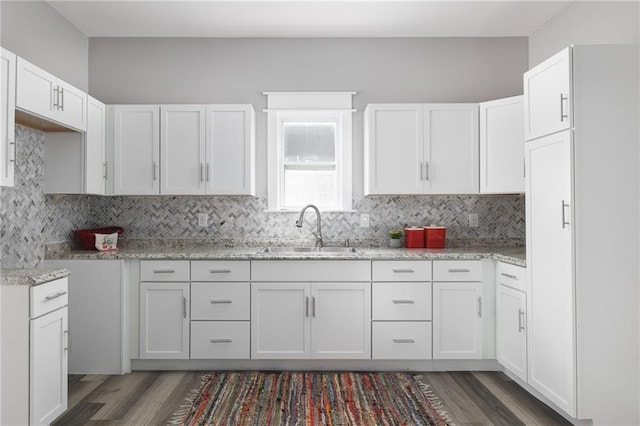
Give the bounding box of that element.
[528,1,639,66]
[89,37,528,199]
[0,0,89,91]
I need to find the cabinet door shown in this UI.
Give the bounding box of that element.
[1,48,16,187]
[424,104,479,194]
[364,104,424,195]
[139,282,189,359]
[161,105,206,195]
[85,96,106,195]
[479,96,524,194]
[30,307,68,426]
[16,57,57,122]
[109,105,160,195]
[525,130,576,416]
[432,282,483,359]
[524,47,571,141]
[311,283,371,359]
[251,283,311,359]
[496,285,527,381]
[206,105,255,195]
[55,79,87,131]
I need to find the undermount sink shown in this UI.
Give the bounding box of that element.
[259,247,360,255]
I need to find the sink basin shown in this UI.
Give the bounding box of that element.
[259,247,359,255]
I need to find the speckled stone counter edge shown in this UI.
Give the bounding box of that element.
[1,268,70,286]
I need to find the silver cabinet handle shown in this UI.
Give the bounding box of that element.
[477,296,482,318]
[45,290,67,301]
[500,273,518,280]
[103,161,108,180]
[64,330,69,351]
[210,299,232,304]
[209,269,232,274]
[518,309,526,332]
[312,296,316,318]
[419,162,424,181]
[393,339,415,344]
[60,87,65,111]
[206,163,210,182]
[305,296,309,318]
[152,269,175,274]
[52,86,59,110]
[448,268,470,273]
[425,161,430,181]
[153,161,158,182]
[392,269,414,274]
[392,300,415,304]
[209,339,232,343]
[183,297,187,318]
[561,200,570,228]
[9,141,16,163]
[560,94,568,121]
[200,163,204,182]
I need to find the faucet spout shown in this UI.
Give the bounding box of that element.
[296,204,323,248]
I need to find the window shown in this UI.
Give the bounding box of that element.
[265,92,354,211]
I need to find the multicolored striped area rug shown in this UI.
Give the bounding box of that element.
[169,371,452,426]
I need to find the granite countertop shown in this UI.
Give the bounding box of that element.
[45,243,526,267]
[1,268,71,286]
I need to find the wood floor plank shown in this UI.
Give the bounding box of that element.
[67,375,111,411]
[146,371,209,425]
[52,401,103,426]
[89,372,161,420]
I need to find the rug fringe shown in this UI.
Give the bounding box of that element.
[167,374,213,425]
[414,374,455,426]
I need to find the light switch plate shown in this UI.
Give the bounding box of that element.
[360,214,370,228]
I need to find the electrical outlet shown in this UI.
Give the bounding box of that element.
[198,213,209,227]
[468,213,479,227]
[359,214,370,228]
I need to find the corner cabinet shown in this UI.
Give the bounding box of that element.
[524,45,639,424]
[364,103,478,195]
[1,47,16,187]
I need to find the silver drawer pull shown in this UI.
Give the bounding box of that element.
[392,269,415,273]
[393,339,415,344]
[448,268,470,273]
[152,269,175,274]
[392,299,415,304]
[45,291,67,301]
[500,273,518,280]
[209,269,232,274]
[210,300,232,304]
[209,339,232,343]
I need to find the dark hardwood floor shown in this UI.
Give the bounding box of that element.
[53,371,571,425]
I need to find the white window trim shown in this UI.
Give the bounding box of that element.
[265,92,354,211]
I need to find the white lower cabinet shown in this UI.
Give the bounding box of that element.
[2,277,69,425]
[496,284,527,381]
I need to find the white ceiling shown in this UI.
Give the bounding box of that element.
[46,0,573,38]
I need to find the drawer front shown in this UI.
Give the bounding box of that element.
[372,322,432,360]
[191,261,250,282]
[433,260,482,282]
[30,277,69,319]
[372,283,431,321]
[190,321,250,359]
[372,261,431,282]
[251,260,371,282]
[191,283,250,320]
[496,262,526,292]
[140,260,190,281]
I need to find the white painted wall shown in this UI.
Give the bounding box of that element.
[89,36,528,198]
[528,1,639,67]
[0,0,89,91]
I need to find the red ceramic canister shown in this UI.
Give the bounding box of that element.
[424,226,446,248]
[404,227,425,248]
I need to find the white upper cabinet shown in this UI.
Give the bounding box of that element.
[364,103,478,195]
[107,105,161,195]
[206,105,255,195]
[16,57,87,132]
[1,48,16,187]
[523,48,571,141]
[85,96,106,195]
[161,105,206,195]
[479,95,524,194]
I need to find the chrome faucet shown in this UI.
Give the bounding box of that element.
[295,204,323,248]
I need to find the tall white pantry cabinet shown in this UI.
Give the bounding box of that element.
[523,45,639,424]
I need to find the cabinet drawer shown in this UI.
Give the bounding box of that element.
[372,283,431,321]
[496,262,526,292]
[372,322,432,360]
[372,261,431,282]
[191,283,250,320]
[251,260,371,282]
[30,277,68,319]
[140,260,190,281]
[433,260,482,282]
[190,321,250,359]
[191,261,250,282]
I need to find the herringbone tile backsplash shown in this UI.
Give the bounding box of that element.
[1,125,524,268]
